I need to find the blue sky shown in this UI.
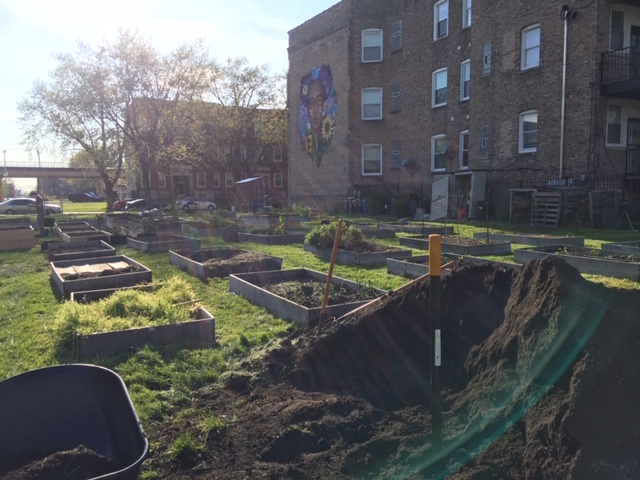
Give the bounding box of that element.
[0,0,340,189]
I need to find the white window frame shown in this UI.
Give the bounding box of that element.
[606,103,623,146]
[519,110,538,154]
[459,130,469,169]
[273,146,283,162]
[521,24,541,71]
[462,0,472,29]
[213,172,221,188]
[158,172,166,188]
[239,144,247,161]
[196,172,206,188]
[274,172,283,188]
[362,87,383,120]
[362,29,383,63]
[431,134,447,172]
[434,0,449,40]
[610,10,624,51]
[460,60,470,101]
[362,144,383,176]
[432,68,448,108]
[225,172,234,188]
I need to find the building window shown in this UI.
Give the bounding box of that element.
[434,0,449,40]
[274,172,283,188]
[607,104,622,145]
[197,172,206,188]
[462,0,472,28]
[391,21,403,52]
[362,144,382,175]
[460,60,470,101]
[519,110,538,153]
[391,83,401,112]
[140,172,150,188]
[521,24,541,70]
[239,144,247,161]
[225,172,234,188]
[432,135,447,172]
[391,139,401,168]
[213,172,221,188]
[158,173,166,188]
[459,131,469,169]
[273,146,283,162]
[432,68,448,107]
[362,87,383,120]
[480,125,490,158]
[482,41,492,76]
[362,29,383,62]
[610,10,624,51]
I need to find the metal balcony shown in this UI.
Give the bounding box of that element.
[601,46,640,100]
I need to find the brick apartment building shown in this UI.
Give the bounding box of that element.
[288,0,640,221]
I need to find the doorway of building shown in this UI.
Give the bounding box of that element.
[173,175,191,198]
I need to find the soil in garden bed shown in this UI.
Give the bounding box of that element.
[142,256,640,479]
[59,264,146,280]
[0,445,123,480]
[189,247,281,277]
[264,279,378,308]
[555,246,640,262]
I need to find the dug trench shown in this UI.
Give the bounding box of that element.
[19,257,637,480]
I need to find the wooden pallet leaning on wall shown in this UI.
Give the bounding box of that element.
[531,191,562,227]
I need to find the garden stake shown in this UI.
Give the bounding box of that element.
[429,234,442,453]
[319,218,343,329]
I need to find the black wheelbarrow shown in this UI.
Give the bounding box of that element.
[0,364,149,479]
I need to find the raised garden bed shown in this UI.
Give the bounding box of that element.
[387,254,520,279]
[169,246,283,279]
[600,240,640,256]
[47,239,116,262]
[50,255,152,298]
[241,214,301,230]
[0,225,36,251]
[473,231,585,247]
[514,245,640,281]
[303,243,412,266]
[59,229,111,243]
[55,221,91,232]
[75,306,215,360]
[126,234,201,253]
[379,222,455,235]
[399,235,512,256]
[237,231,307,245]
[229,268,386,326]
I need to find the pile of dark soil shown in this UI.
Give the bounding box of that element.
[1,445,122,480]
[141,257,640,479]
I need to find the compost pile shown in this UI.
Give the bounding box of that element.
[143,257,640,479]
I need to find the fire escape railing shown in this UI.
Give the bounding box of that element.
[601,45,640,85]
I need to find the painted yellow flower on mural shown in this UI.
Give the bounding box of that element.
[321,116,335,142]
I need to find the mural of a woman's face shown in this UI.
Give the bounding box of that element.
[308,80,326,133]
[299,65,337,168]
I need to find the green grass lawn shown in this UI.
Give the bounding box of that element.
[0,218,638,477]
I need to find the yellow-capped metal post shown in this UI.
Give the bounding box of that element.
[429,234,442,452]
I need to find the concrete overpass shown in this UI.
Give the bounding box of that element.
[2,165,101,179]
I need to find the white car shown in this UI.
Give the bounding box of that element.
[175,197,216,213]
[0,197,63,215]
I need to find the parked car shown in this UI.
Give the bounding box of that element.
[112,198,133,211]
[125,198,170,211]
[68,192,104,202]
[175,197,217,213]
[0,197,63,215]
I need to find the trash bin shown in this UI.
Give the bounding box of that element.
[0,364,149,479]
